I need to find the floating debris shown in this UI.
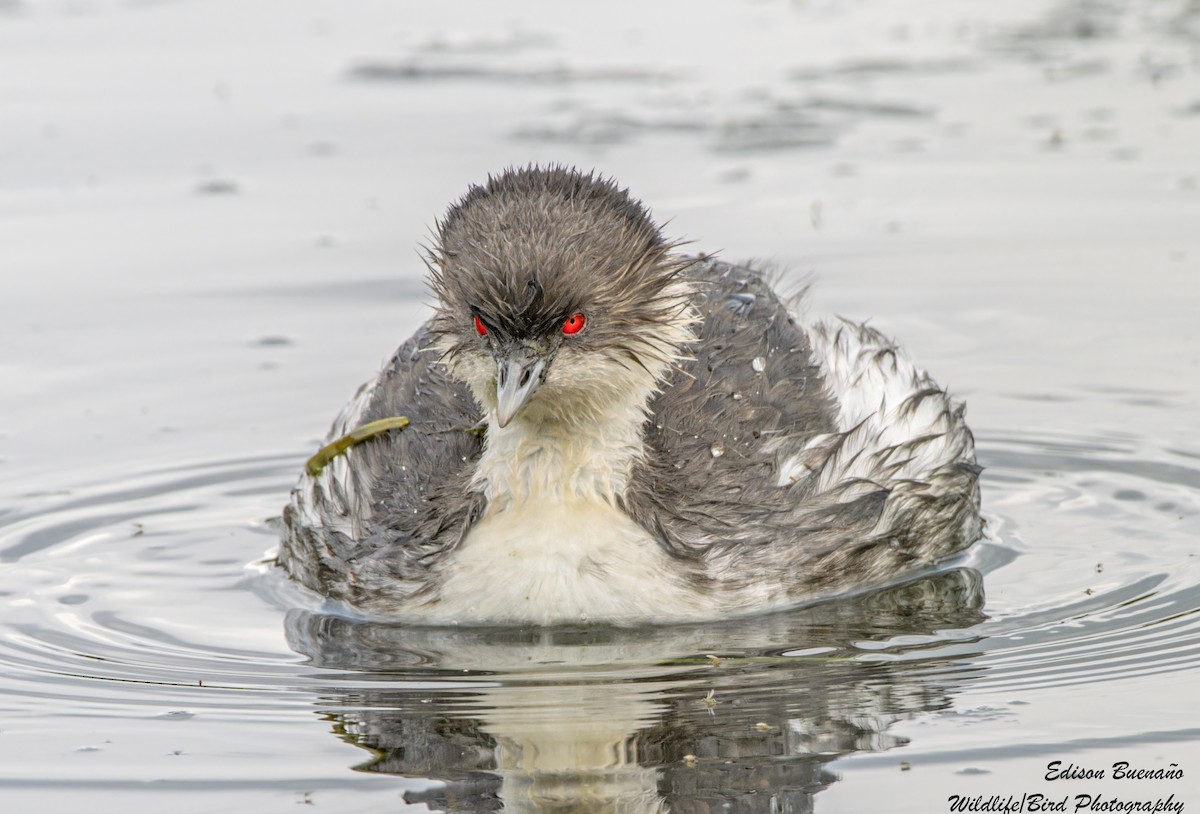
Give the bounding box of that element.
[157,711,195,720]
[194,179,240,196]
[252,335,294,348]
[306,416,411,476]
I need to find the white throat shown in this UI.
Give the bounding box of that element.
[474,384,651,511]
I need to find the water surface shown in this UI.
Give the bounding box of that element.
[1,0,1198,811]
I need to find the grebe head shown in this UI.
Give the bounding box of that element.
[428,166,695,429]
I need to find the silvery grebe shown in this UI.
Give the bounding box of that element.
[279,166,981,625]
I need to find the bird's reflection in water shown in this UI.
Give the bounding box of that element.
[286,567,985,813]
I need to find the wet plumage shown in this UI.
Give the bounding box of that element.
[280,166,982,624]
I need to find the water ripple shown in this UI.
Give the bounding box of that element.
[0,428,1197,807]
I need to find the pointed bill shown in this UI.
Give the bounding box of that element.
[495,354,547,428]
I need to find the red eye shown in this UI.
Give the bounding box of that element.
[562,312,586,335]
[473,315,488,336]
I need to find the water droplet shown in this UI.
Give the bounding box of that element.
[751,356,766,373]
[710,443,725,458]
